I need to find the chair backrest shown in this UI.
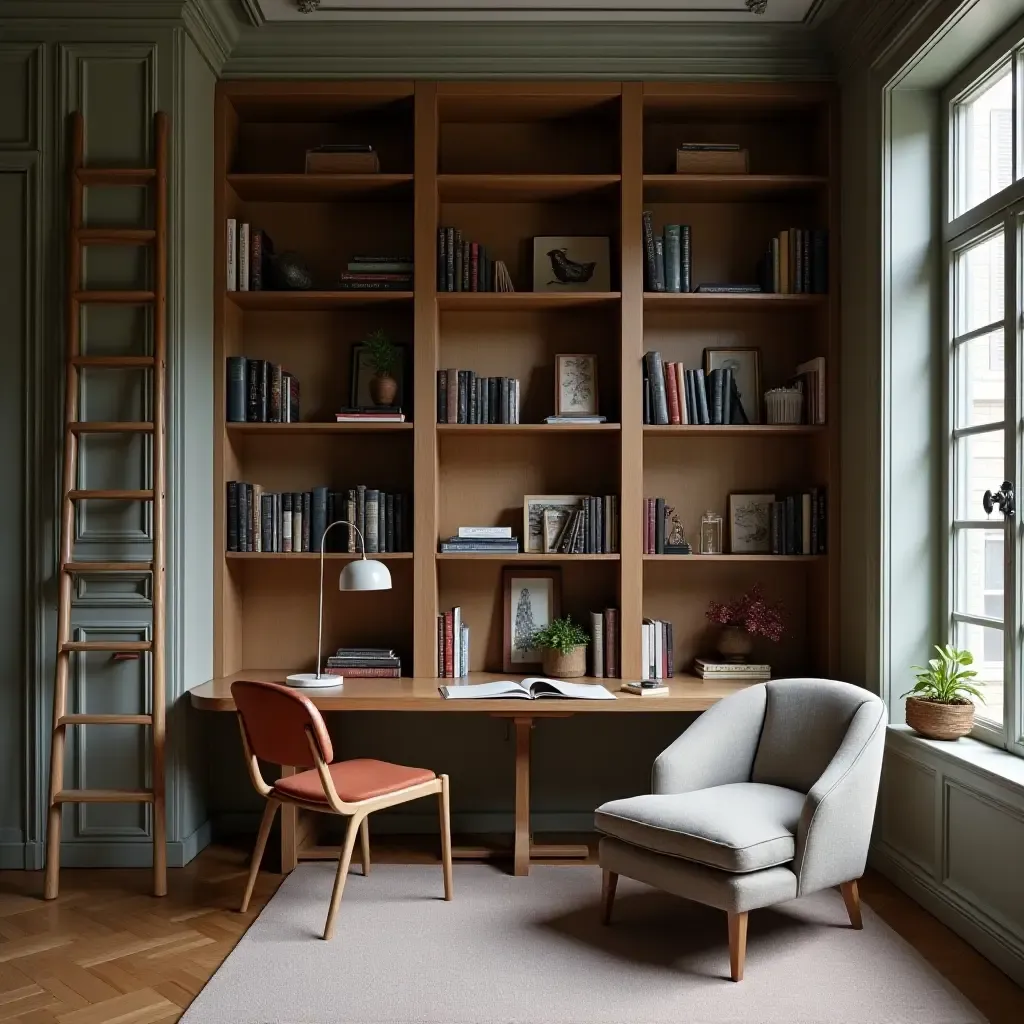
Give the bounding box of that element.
[231,679,334,769]
[751,678,883,793]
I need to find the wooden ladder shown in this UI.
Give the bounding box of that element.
[44,111,169,900]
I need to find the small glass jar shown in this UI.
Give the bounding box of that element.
[700,509,723,555]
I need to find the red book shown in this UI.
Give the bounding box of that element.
[665,361,681,424]
[646,498,655,554]
[323,667,400,678]
[444,611,454,677]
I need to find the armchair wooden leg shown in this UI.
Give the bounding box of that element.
[601,869,618,925]
[359,817,370,877]
[438,774,453,901]
[727,911,748,982]
[240,799,279,914]
[840,879,862,929]
[323,814,362,941]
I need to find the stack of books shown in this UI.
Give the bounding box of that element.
[588,608,620,679]
[643,351,747,426]
[642,214,691,292]
[336,255,412,292]
[335,407,405,423]
[437,370,520,424]
[323,648,401,679]
[769,489,827,555]
[759,228,829,294]
[437,228,496,292]
[227,357,300,423]
[439,527,519,554]
[694,658,771,682]
[643,497,689,554]
[790,356,826,425]
[226,220,274,292]
[437,607,470,678]
[641,619,675,681]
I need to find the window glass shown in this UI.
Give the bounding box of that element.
[954,429,1004,520]
[956,65,1013,216]
[954,528,1004,618]
[956,329,1004,427]
[954,620,1005,724]
[956,233,1004,335]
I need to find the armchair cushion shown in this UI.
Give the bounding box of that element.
[595,782,805,874]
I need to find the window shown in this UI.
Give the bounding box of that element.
[945,47,1024,755]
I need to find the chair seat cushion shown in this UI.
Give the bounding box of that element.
[594,782,805,874]
[273,758,435,805]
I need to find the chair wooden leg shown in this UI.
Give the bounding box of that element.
[240,799,278,914]
[359,817,370,877]
[840,879,863,929]
[727,911,748,982]
[601,869,618,925]
[438,774,453,901]
[323,814,361,941]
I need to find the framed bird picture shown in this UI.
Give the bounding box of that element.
[532,236,611,292]
[555,354,599,416]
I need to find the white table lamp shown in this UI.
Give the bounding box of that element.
[286,519,392,689]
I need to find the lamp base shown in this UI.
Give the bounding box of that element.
[285,673,343,689]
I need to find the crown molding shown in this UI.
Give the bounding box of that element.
[182,1,239,72]
[222,21,831,79]
[238,0,265,26]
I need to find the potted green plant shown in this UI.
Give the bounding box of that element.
[531,616,589,679]
[902,645,984,741]
[362,329,399,406]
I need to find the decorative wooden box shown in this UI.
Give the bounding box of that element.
[675,148,750,174]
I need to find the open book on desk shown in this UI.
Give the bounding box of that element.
[438,677,616,700]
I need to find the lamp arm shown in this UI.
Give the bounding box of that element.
[315,519,367,679]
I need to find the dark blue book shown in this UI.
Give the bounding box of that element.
[311,486,328,553]
[227,357,247,422]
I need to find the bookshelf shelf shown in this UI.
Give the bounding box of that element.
[437,291,620,311]
[642,174,828,203]
[227,552,414,561]
[643,554,824,563]
[437,423,619,435]
[436,553,620,562]
[437,173,620,202]
[228,422,413,435]
[228,290,414,311]
[642,425,824,437]
[642,292,825,311]
[227,173,414,201]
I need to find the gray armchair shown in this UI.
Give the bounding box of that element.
[595,678,886,981]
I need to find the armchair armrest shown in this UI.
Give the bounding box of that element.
[652,683,767,794]
[793,698,886,895]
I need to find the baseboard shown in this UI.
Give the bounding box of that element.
[870,842,1024,987]
[0,842,30,869]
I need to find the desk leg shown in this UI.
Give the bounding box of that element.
[280,765,297,874]
[513,717,532,877]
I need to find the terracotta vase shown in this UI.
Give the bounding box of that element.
[541,645,587,679]
[369,373,398,406]
[905,697,975,741]
[717,626,753,662]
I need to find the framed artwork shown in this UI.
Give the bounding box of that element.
[502,567,562,673]
[542,508,572,553]
[728,492,776,554]
[555,354,599,416]
[532,236,611,292]
[350,342,407,409]
[704,347,762,424]
[523,495,585,554]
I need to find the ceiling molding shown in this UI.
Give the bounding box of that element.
[182,1,240,72]
[238,0,266,26]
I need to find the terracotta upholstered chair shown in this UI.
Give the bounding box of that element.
[232,679,453,939]
[595,679,885,981]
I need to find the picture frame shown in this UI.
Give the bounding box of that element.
[703,347,762,424]
[532,235,611,293]
[542,508,572,553]
[728,492,776,554]
[555,354,599,416]
[349,341,407,409]
[502,567,562,673]
[523,495,586,554]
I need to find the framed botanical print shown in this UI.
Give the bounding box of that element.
[502,567,562,673]
[555,354,599,416]
[728,492,775,554]
[523,495,585,554]
[703,347,762,424]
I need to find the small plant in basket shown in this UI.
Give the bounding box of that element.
[531,616,590,679]
[902,645,983,741]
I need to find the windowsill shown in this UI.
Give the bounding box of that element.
[887,724,1024,793]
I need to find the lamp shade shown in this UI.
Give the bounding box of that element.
[339,558,392,591]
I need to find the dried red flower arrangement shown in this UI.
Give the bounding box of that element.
[706,584,784,643]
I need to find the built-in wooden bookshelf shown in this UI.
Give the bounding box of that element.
[213,80,838,683]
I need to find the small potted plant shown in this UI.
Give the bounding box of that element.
[903,645,983,740]
[362,329,399,406]
[532,616,589,679]
[706,584,784,662]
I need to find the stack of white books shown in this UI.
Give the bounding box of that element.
[694,658,771,682]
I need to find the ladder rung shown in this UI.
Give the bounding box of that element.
[71,355,156,369]
[68,489,154,500]
[54,789,154,804]
[77,228,156,246]
[73,290,155,304]
[62,561,154,573]
[60,641,153,654]
[77,168,156,186]
[68,421,154,434]
[58,714,153,727]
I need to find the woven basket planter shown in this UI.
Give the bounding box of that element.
[905,697,975,741]
[541,645,587,679]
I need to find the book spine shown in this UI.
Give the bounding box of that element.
[365,489,379,553]
[446,367,458,424]
[446,227,455,292]
[226,219,237,291]
[261,493,273,554]
[457,370,468,424]
[590,611,604,677]
[647,351,669,425]
[357,485,366,550]
[324,667,401,678]
[642,358,650,424]
[226,482,238,551]
[377,492,386,555]
[785,495,796,556]
[666,620,674,678]
[818,487,827,554]
[437,369,447,423]
[642,211,657,291]
[444,611,454,677]
[665,361,681,425]
[292,493,302,554]
[802,492,812,555]
[302,491,311,552]
[310,486,327,553]
[654,235,665,292]
[655,497,666,555]
[460,624,469,677]
[437,614,445,677]
[385,492,395,553]
[812,229,828,294]
[695,368,710,425]
[438,227,446,292]
[675,362,687,425]
[710,368,724,425]
[246,359,261,422]
[227,357,247,422]
[470,241,479,292]
[454,237,463,292]
[664,224,681,293]
[250,230,263,291]
[281,492,292,553]
[722,367,733,425]
[680,225,691,293]
[238,223,249,291]
[605,608,619,679]
[811,488,819,556]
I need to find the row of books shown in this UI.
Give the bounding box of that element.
[641,215,691,293]
[550,496,620,555]
[757,228,829,294]
[791,356,826,425]
[226,220,274,292]
[227,357,301,423]
[769,490,827,556]
[641,619,675,681]
[322,647,402,679]
[588,608,620,678]
[226,482,409,553]
[437,228,497,292]
[643,352,746,426]
[440,527,520,554]
[694,657,771,682]
[437,607,470,678]
[337,255,413,292]
[437,370,521,424]
[643,497,688,555]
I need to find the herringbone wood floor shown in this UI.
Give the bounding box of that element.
[0,843,1020,1023]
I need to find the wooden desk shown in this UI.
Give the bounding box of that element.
[190,671,751,875]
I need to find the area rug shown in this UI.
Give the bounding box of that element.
[181,863,985,1024]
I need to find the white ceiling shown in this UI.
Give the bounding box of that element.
[256,1,822,23]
